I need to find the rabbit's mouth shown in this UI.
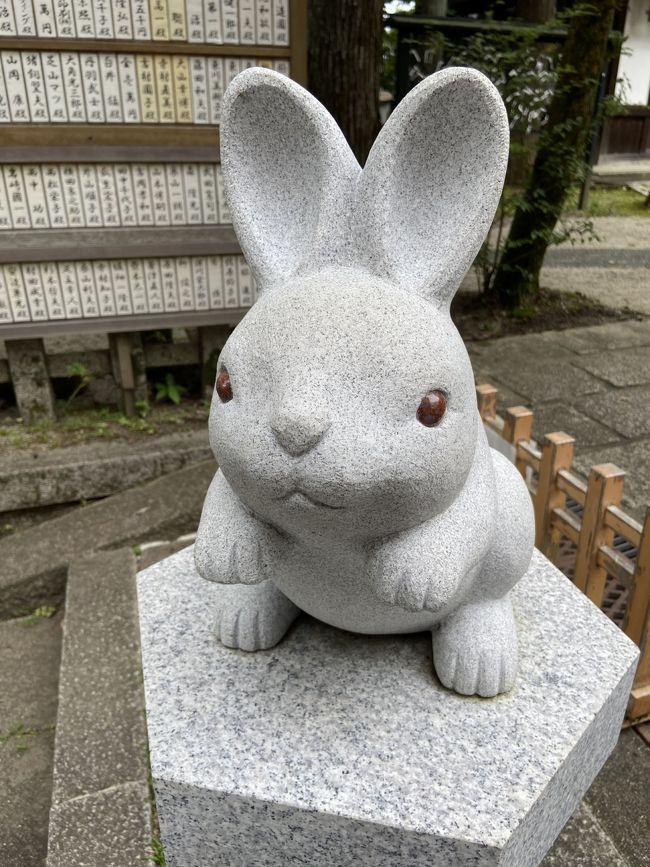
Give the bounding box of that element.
[278,489,345,511]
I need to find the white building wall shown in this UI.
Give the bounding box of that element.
[616,0,650,105]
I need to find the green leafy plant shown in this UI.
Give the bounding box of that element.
[154,374,187,406]
[65,361,95,405]
[136,399,151,419]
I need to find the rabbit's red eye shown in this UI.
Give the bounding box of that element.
[216,368,233,403]
[417,390,447,427]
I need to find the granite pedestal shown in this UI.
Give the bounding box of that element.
[138,547,638,867]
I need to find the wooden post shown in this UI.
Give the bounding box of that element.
[290,0,308,86]
[476,384,497,422]
[573,464,625,607]
[199,324,231,401]
[534,432,575,556]
[109,332,147,417]
[503,406,534,478]
[625,508,650,647]
[628,620,650,722]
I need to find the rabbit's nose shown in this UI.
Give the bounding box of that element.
[271,404,331,456]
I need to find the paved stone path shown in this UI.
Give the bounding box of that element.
[469,318,650,520]
[460,215,650,314]
[0,611,61,867]
[538,215,650,315]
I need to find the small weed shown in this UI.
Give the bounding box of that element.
[23,605,57,626]
[511,305,537,322]
[0,426,28,448]
[133,545,143,556]
[0,399,208,450]
[1,522,14,536]
[154,373,187,406]
[0,722,55,752]
[65,361,95,404]
[118,415,155,434]
[149,838,166,866]
[136,400,151,419]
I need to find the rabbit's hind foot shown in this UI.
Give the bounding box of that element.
[215,579,300,652]
[432,595,517,698]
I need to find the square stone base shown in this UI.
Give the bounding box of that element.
[138,548,638,867]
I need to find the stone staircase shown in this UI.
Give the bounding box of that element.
[0,460,213,866]
[46,549,152,867]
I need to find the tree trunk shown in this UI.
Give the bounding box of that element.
[515,0,556,22]
[491,0,617,308]
[308,0,384,165]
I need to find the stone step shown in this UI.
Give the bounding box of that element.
[0,457,215,619]
[0,609,62,867]
[0,429,211,514]
[46,548,152,867]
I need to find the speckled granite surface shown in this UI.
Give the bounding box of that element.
[138,547,638,867]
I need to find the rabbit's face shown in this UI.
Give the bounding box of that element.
[210,270,478,541]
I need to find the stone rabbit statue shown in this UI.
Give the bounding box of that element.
[195,66,535,697]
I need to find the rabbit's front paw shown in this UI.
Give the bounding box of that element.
[433,596,517,697]
[368,543,474,614]
[195,520,279,585]
[215,581,300,651]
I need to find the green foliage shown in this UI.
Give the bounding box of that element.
[0,402,209,450]
[154,373,187,406]
[23,605,57,626]
[565,184,650,218]
[136,399,151,419]
[65,361,95,405]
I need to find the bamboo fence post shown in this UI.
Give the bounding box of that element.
[503,407,534,478]
[573,464,626,607]
[534,432,575,556]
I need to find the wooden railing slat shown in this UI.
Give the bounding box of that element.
[597,545,634,587]
[605,505,643,548]
[551,507,581,545]
[556,468,588,505]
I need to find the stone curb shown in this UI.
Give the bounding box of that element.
[0,458,215,619]
[46,548,152,867]
[46,781,152,867]
[0,430,211,513]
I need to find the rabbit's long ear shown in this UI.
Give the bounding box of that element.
[355,67,509,308]
[220,68,361,291]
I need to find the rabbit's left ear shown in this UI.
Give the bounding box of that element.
[355,67,509,308]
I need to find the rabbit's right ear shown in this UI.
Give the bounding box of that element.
[221,68,361,292]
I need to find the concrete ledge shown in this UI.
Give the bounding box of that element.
[47,549,151,866]
[0,430,211,513]
[0,459,215,618]
[46,781,152,867]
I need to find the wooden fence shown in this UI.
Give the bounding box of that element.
[477,383,650,724]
